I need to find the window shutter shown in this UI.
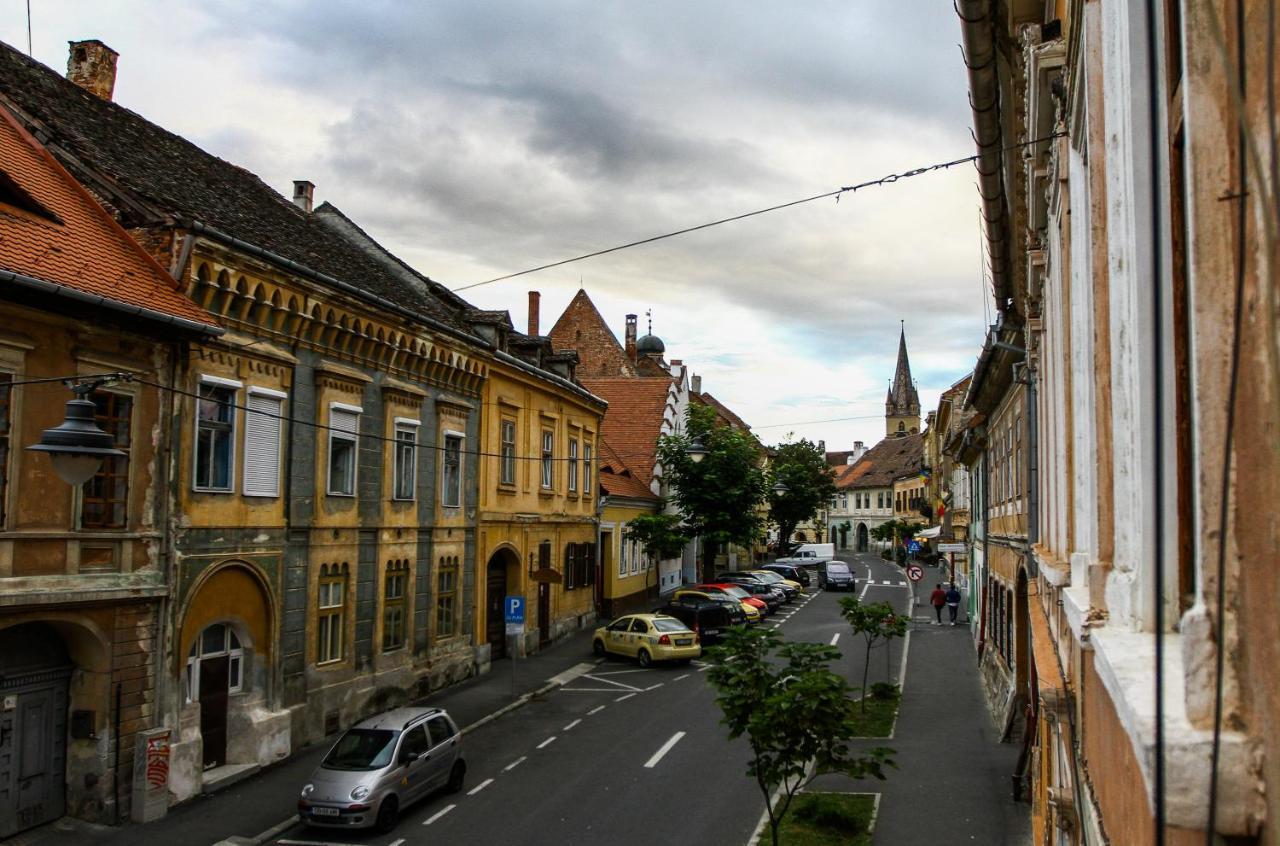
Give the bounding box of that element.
[243,393,283,496]
[564,543,575,590]
[330,408,359,436]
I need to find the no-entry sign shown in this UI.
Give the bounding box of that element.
[906,564,924,582]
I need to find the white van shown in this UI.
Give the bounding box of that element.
[777,543,836,566]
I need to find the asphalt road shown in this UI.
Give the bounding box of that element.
[265,551,913,846]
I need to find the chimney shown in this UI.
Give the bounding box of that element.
[67,40,118,101]
[691,374,702,394]
[625,314,637,361]
[528,291,541,336]
[292,180,314,213]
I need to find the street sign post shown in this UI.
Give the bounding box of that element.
[937,543,967,553]
[504,596,525,697]
[906,564,924,608]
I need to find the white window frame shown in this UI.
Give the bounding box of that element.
[184,624,244,703]
[326,402,362,497]
[499,418,517,486]
[243,386,285,497]
[392,417,420,501]
[441,430,464,508]
[567,436,578,492]
[583,442,593,499]
[540,429,554,489]
[193,375,242,493]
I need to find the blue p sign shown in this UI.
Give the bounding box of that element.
[504,596,525,625]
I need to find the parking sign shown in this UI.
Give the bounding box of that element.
[505,595,525,635]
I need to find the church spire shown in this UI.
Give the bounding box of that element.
[885,322,921,437]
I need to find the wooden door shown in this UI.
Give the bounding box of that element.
[199,655,229,769]
[486,559,508,659]
[0,681,68,839]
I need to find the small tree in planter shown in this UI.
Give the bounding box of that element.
[839,597,909,711]
[705,626,893,846]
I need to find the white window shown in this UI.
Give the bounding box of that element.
[243,388,285,497]
[583,442,593,499]
[185,623,244,703]
[442,433,463,507]
[619,536,627,577]
[194,376,240,492]
[500,419,516,485]
[393,418,419,501]
[540,429,554,489]
[568,437,578,492]
[327,404,361,496]
[630,539,639,574]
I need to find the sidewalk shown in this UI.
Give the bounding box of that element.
[812,568,1031,845]
[15,627,601,846]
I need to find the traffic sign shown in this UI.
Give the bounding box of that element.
[907,541,921,554]
[505,595,525,635]
[906,564,924,582]
[938,543,967,553]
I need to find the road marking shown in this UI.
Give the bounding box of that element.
[582,673,643,692]
[673,673,690,681]
[503,756,527,771]
[645,683,663,691]
[644,731,687,768]
[467,778,494,796]
[829,632,840,646]
[563,718,582,731]
[859,580,872,600]
[389,840,406,846]
[279,840,363,846]
[697,664,711,672]
[537,736,557,749]
[898,580,907,586]
[881,579,893,585]
[587,705,606,715]
[423,804,456,825]
[615,692,636,702]
[548,662,597,686]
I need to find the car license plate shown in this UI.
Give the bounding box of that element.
[312,807,340,817]
[704,629,721,637]
[675,638,692,646]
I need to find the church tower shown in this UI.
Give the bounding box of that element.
[885,322,921,438]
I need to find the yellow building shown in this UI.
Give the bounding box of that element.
[597,441,662,617]
[473,325,605,658]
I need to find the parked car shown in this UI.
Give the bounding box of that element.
[679,585,766,621]
[818,561,855,591]
[655,599,733,644]
[776,543,836,566]
[298,706,465,833]
[669,590,752,624]
[761,562,810,586]
[746,569,802,598]
[717,576,784,611]
[593,613,702,666]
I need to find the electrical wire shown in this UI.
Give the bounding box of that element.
[452,132,1066,293]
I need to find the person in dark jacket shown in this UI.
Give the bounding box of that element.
[945,583,963,625]
[929,584,947,624]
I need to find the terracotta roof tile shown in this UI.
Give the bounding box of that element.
[691,391,751,431]
[580,376,675,483]
[0,106,216,329]
[598,440,660,501]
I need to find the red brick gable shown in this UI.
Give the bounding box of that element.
[549,289,637,378]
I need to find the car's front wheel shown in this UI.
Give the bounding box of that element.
[637,648,652,668]
[374,796,398,834]
[446,760,466,794]
[593,639,606,657]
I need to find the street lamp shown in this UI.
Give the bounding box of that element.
[772,480,789,496]
[685,437,708,464]
[27,380,126,486]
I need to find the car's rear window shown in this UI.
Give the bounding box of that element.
[720,586,749,599]
[323,728,398,771]
[652,618,691,633]
[827,564,851,574]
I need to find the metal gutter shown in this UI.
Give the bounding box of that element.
[1,268,222,337]
[492,349,606,408]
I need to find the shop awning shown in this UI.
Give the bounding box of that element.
[914,525,941,539]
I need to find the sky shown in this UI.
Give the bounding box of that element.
[2,1,991,450]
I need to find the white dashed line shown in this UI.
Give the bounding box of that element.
[644,731,687,768]
[467,778,494,796]
[697,664,711,672]
[503,756,527,772]
[829,632,840,646]
[423,804,456,825]
[645,683,663,691]
[389,839,406,846]
[616,692,636,702]
[537,736,557,749]
[587,705,606,716]
[673,673,690,681]
[563,719,582,731]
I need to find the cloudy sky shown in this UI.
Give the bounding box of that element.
[3,1,990,449]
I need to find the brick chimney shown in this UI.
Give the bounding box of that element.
[67,40,118,101]
[527,291,541,336]
[292,180,314,213]
[691,374,702,394]
[625,314,637,361]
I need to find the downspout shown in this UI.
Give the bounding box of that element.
[958,0,1013,311]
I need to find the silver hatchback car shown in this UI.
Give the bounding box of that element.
[298,706,465,833]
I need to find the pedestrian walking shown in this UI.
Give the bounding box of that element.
[945,583,962,625]
[929,583,946,624]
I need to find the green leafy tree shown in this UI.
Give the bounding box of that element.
[706,626,894,846]
[657,404,766,582]
[839,597,909,712]
[626,512,689,597]
[870,518,922,561]
[768,438,838,551]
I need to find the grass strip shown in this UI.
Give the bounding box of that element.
[775,792,876,846]
[848,686,900,737]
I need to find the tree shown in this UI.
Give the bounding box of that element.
[706,626,894,846]
[656,404,766,582]
[626,512,689,597]
[767,438,837,551]
[870,518,921,560]
[839,597,909,712]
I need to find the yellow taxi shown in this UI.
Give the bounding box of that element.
[592,613,702,666]
[674,588,763,623]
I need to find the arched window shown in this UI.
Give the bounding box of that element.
[185,623,244,703]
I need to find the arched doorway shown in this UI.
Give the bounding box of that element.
[186,623,246,770]
[485,548,520,659]
[857,523,869,552]
[0,623,73,839]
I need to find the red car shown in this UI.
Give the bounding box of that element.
[696,583,771,616]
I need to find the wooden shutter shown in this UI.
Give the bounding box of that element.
[243,392,283,496]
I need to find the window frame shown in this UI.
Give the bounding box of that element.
[499,417,517,486]
[80,388,134,529]
[441,431,464,508]
[435,555,459,637]
[540,428,554,489]
[382,559,409,652]
[184,623,245,703]
[567,436,579,493]
[317,563,349,665]
[193,375,241,493]
[392,418,420,502]
[326,403,362,498]
[583,442,593,500]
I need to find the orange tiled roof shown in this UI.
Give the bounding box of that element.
[580,376,675,483]
[0,106,216,330]
[598,439,659,501]
[692,391,751,431]
[835,433,923,490]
